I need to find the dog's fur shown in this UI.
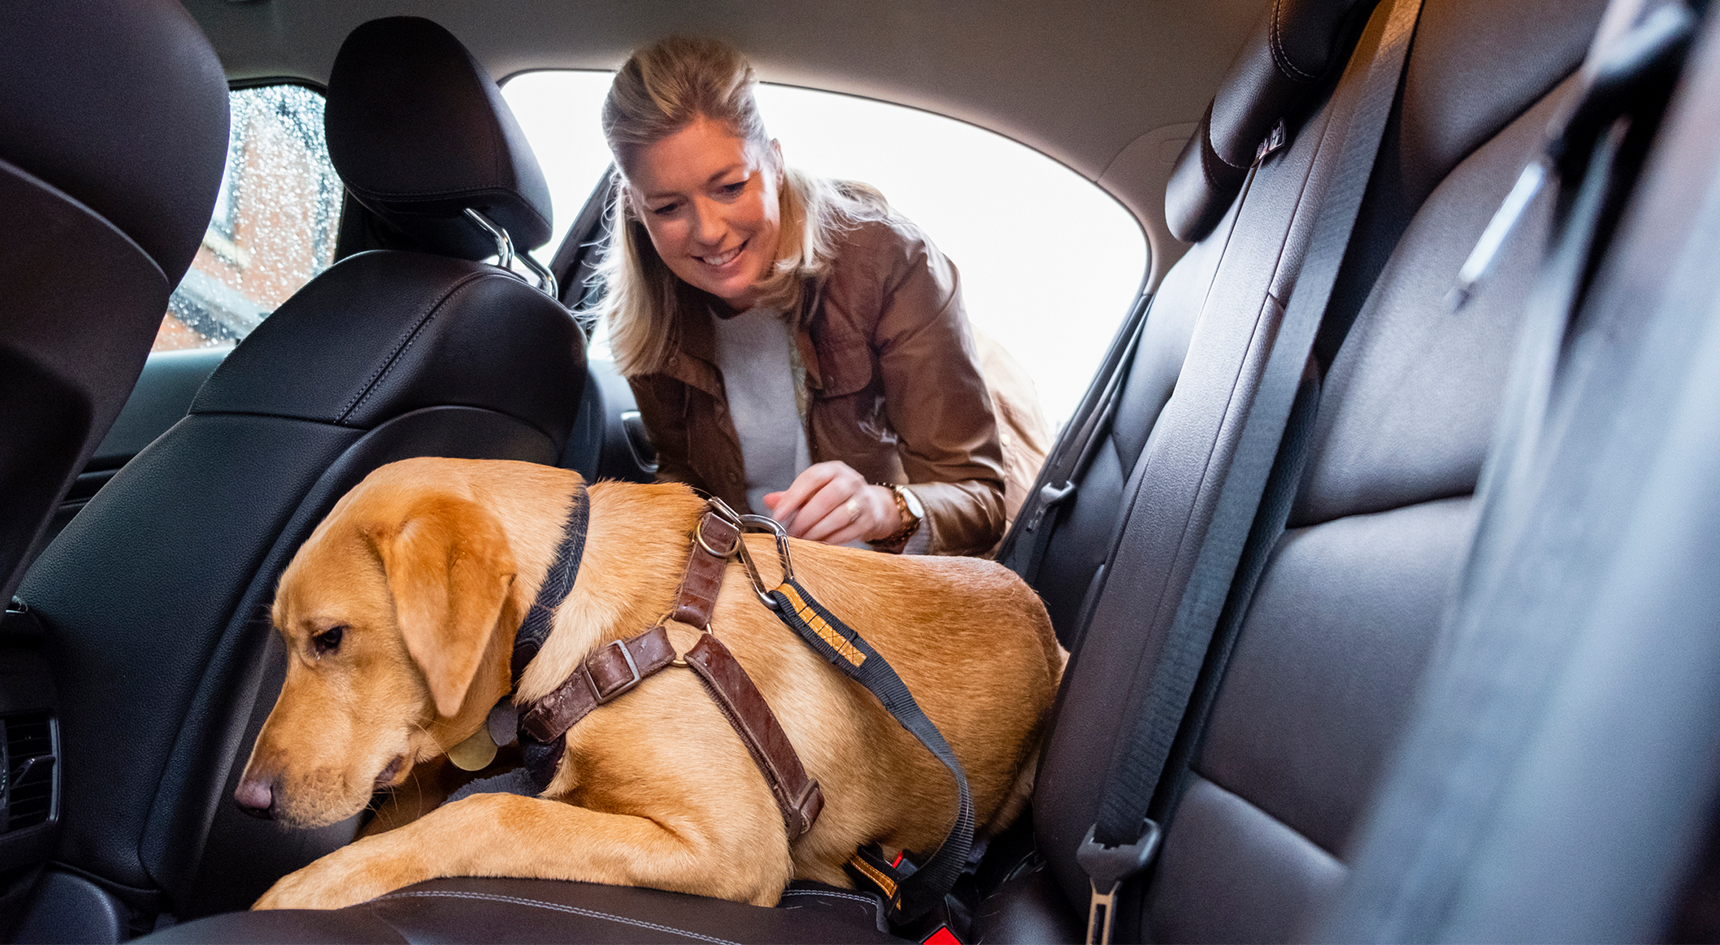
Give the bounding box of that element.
[239,458,1063,910]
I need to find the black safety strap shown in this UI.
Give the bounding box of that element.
[1074,0,1426,940]
[767,577,974,924]
[999,291,1151,586]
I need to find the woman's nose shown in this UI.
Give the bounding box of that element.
[690,201,725,246]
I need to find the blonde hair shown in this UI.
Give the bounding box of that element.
[592,37,884,377]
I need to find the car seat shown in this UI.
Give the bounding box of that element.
[0,0,228,607]
[141,0,1686,940]
[12,16,586,940]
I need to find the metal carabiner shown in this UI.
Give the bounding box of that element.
[700,499,793,611]
[738,513,796,586]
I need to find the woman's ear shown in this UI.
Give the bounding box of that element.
[770,139,785,173]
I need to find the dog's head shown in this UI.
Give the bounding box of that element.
[234,475,519,827]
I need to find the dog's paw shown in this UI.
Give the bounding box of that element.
[252,839,420,911]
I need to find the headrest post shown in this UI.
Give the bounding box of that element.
[463,208,515,269]
[517,250,560,301]
[464,207,559,300]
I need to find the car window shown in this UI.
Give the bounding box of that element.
[155,84,342,352]
[503,71,1147,427]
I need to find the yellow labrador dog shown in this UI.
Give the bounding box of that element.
[236,457,1062,910]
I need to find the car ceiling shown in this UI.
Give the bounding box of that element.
[183,0,1271,282]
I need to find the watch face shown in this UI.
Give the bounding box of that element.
[899,485,926,521]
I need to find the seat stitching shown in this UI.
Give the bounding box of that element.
[1270,0,1319,83]
[777,889,881,907]
[372,890,742,944]
[338,270,491,421]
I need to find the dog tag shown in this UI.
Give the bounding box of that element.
[486,699,519,747]
[447,727,498,772]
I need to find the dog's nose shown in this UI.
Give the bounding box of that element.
[233,775,276,820]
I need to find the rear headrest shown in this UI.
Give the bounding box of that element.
[325,17,553,258]
[1166,0,1375,242]
[0,0,229,285]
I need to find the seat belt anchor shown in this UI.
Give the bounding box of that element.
[1076,820,1162,945]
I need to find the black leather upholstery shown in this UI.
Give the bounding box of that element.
[0,0,228,604]
[0,0,228,284]
[1164,0,1372,241]
[13,14,586,938]
[193,253,578,435]
[150,878,901,944]
[101,0,1645,939]
[1028,0,1608,940]
[325,17,554,257]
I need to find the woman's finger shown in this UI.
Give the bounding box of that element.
[801,482,894,544]
[768,462,844,530]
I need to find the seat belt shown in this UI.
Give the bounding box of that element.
[998,290,1151,587]
[1071,0,1428,941]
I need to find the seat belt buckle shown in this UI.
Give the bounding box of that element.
[1077,820,1162,945]
[1027,480,1077,532]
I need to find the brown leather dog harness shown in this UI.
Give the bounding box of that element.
[502,487,971,923]
[517,509,825,838]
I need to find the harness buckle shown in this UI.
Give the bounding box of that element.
[583,638,643,703]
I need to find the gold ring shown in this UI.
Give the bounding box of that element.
[845,498,861,523]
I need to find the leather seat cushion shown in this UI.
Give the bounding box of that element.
[145,878,902,944]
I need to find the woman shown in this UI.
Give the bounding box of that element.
[594,37,1046,556]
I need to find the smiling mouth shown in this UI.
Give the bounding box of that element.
[698,241,746,267]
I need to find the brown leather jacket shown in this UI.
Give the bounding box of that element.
[628,214,1016,556]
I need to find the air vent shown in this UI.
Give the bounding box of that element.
[4,712,56,832]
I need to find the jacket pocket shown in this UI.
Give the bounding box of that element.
[814,338,875,398]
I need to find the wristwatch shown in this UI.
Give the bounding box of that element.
[869,484,923,552]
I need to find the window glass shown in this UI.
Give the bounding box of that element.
[155,85,342,352]
[503,71,1147,426]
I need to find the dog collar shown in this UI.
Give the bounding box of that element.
[511,481,591,684]
[482,481,589,785]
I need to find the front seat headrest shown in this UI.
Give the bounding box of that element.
[0,0,229,285]
[325,16,553,258]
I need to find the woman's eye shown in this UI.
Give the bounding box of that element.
[718,181,747,196]
[649,201,680,216]
[312,626,345,656]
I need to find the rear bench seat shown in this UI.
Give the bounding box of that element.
[145,0,1613,939]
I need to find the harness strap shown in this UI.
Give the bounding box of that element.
[674,511,737,628]
[684,631,825,837]
[519,510,825,839]
[768,576,974,924]
[519,626,678,743]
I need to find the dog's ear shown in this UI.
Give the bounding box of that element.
[369,494,516,718]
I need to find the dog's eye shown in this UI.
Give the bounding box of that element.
[311,626,345,656]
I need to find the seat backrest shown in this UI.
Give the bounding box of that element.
[1320,8,1720,938]
[1025,0,1608,938]
[15,17,586,939]
[0,0,229,605]
[1029,0,1375,643]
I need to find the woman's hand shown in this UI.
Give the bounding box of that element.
[764,461,900,545]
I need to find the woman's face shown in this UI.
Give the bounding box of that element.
[626,117,783,310]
